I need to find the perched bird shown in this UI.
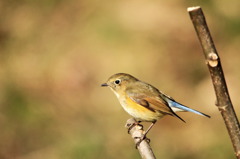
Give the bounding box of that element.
[101,73,210,145]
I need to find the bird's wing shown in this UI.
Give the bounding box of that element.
[127,92,185,122]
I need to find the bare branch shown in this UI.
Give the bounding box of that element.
[125,118,156,159]
[188,6,240,158]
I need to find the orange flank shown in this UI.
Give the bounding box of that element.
[123,96,163,122]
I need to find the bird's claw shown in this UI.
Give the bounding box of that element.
[145,137,150,143]
[127,123,143,134]
[134,136,150,148]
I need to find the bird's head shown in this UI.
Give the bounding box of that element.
[101,73,138,97]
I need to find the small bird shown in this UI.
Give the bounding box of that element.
[101,73,210,145]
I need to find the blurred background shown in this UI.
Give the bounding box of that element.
[0,0,240,158]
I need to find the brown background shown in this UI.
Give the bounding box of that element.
[0,0,240,158]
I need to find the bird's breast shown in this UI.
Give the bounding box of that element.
[118,95,163,122]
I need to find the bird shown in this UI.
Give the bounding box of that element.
[101,73,210,146]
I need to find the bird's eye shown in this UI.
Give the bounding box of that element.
[114,79,121,85]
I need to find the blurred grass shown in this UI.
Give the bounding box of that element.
[0,0,239,158]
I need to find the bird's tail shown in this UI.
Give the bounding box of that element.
[166,99,210,118]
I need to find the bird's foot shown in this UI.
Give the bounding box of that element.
[134,135,150,148]
[127,122,143,134]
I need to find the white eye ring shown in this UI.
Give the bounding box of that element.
[114,79,121,85]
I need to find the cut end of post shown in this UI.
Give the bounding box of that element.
[187,6,201,12]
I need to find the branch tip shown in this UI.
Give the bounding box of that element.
[125,118,156,159]
[187,6,201,12]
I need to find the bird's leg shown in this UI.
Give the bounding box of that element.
[135,120,157,148]
[127,120,142,134]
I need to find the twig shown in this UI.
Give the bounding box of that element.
[188,6,240,158]
[125,118,156,159]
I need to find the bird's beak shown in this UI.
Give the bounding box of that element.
[101,83,108,87]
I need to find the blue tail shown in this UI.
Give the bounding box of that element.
[165,98,210,118]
